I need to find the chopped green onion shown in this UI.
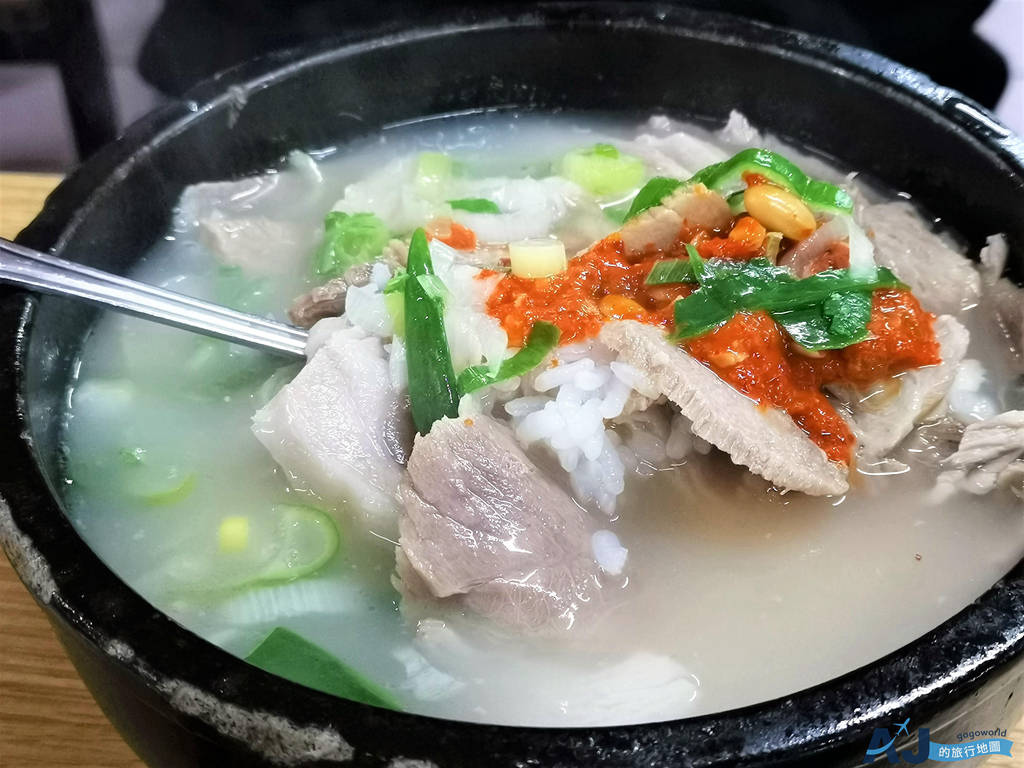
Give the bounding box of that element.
[561,143,646,198]
[179,266,280,396]
[669,255,904,350]
[383,270,407,294]
[448,197,500,214]
[405,229,460,434]
[251,504,339,584]
[645,245,702,285]
[414,151,452,200]
[161,504,338,597]
[415,273,449,303]
[246,627,401,710]
[384,268,446,339]
[216,265,272,314]
[773,291,875,350]
[457,321,561,394]
[184,338,279,396]
[758,268,904,314]
[625,177,684,219]
[625,148,853,222]
[690,148,853,213]
[135,471,196,507]
[384,291,405,337]
[313,211,390,280]
[117,450,197,507]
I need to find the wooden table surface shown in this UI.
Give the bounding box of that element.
[0,171,1021,767]
[1,173,146,767]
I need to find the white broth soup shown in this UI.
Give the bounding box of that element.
[61,113,1024,726]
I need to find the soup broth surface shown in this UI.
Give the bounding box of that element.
[61,113,1024,726]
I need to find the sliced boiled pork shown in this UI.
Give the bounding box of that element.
[252,325,412,534]
[833,315,970,460]
[395,414,602,631]
[600,320,849,496]
[861,201,981,315]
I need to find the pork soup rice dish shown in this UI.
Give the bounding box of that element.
[63,113,1024,726]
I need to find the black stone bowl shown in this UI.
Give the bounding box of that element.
[2,5,1024,767]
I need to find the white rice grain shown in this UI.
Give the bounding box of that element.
[517,403,562,444]
[591,530,628,575]
[535,358,595,392]
[666,413,693,460]
[480,335,679,515]
[599,376,632,420]
[576,367,611,391]
[504,396,550,419]
[610,361,661,400]
[581,430,606,462]
[559,447,581,472]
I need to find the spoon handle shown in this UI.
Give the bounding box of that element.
[0,238,308,359]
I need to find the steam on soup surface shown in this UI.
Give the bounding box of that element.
[62,112,1024,726]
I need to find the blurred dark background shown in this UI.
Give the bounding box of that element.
[0,0,1022,172]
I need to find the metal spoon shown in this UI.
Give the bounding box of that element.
[0,238,308,359]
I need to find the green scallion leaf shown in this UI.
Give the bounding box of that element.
[404,229,460,434]
[771,292,872,350]
[645,245,704,285]
[216,265,272,315]
[689,148,854,213]
[646,259,696,285]
[757,267,903,313]
[383,269,407,294]
[447,197,501,214]
[625,177,684,219]
[246,627,401,710]
[457,321,561,394]
[625,148,854,222]
[824,291,873,339]
[670,259,904,350]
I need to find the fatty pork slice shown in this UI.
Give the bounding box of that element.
[396,415,601,632]
[600,320,848,496]
[620,184,732,256]
[252,325,412,535]
[198,212,316,277]
[176,175,280,227]
[834,315,970,460]
[861,202,981,315]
